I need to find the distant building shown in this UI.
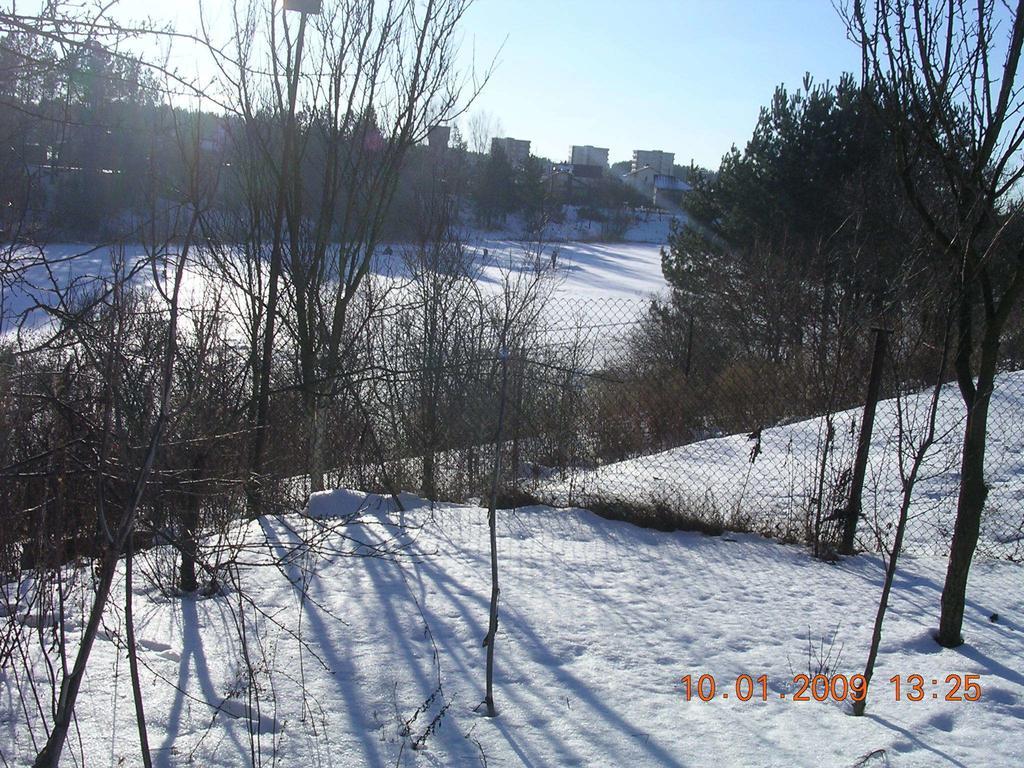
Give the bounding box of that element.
[546,162,573,194]
[623,166,691,208]
[632,149,675,176]
[623,165,659,194]
[653,174,691,208]
[491,137,531,168]
[427,124,451,152]
[283,0,323,13]
[571,145,609,169]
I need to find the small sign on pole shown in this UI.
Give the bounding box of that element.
[283,0,322,13]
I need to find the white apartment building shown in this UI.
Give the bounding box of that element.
[632,149,675,175]
[491,137,531,168]
[571,145,609,169]
[427,124,451,151]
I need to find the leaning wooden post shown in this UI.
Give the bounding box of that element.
[841,327,890,554]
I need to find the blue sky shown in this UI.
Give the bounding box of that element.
[458,0,863,167]
[97,0,864,170]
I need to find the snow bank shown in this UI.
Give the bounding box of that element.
[537,372,1024,559]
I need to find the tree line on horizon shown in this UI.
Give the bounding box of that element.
[0,29,653,245]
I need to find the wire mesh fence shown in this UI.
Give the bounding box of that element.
[323,295,1024,561]
[5,271,1023,574]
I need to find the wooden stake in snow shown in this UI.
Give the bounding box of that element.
[842,327,889,554]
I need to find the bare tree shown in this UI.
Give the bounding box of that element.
[204,0,484,496]
[386,244,486,496]
[467,108,502,156]
[28,236,194,767]
[848,0,1024,646]
[479,251,555,717]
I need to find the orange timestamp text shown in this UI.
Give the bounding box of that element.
[680,673,983,703]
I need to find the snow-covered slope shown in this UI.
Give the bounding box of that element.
[537,373,1024,559]
[2,491,1021,766]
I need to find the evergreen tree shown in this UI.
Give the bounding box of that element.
[659,74,919,378]
[473,147,515,227]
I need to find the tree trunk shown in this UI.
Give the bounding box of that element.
[307,391,327,494]
[247,13,309,517]
[852,476,912,717]
[179,453,205,593]
[938,391,991,646]
[484,351,510,717]
[33,551,118,767]
[938,324,999,647]
[510,353,523,485]
[422,445,437,500]
[125,534,153,768]
[421,377,438,500]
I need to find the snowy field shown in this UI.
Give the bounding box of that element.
[1,215,674,337]
[1,490,1021,766]
[469,237,668,303]
[538,372,1024,559]
[466,212,674,305]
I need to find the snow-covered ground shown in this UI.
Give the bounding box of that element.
[537,372,1024,559]
[462,209,675,310]
[2,490,1021,766]
[468,238,668,303]
[2,227,671,338]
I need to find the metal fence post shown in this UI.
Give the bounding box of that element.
[842,327,890,554]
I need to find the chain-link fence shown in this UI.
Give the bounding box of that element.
[4,263,1024,582]
[318,295,1024,561]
